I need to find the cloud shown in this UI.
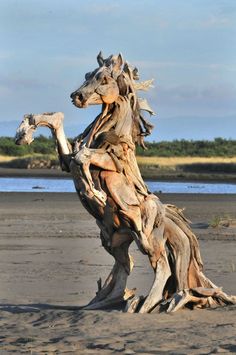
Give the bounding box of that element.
[0,85,11,96]
[0,75,56,92]
[83,2,120,14]
[0,50,13,60]
[51,55,96,68]
[134,60,236,73]
[200,14,232,28]
[156,82,236,106]
[217,1,236,16]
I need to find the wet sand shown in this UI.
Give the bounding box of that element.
[0,192,235,354]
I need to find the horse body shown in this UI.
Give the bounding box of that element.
[15,52,236,312]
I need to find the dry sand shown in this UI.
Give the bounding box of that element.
[0,191,235,354]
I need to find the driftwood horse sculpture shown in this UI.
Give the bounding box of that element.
[15,52,236,313]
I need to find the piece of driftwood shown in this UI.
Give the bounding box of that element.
[15,52,236,313]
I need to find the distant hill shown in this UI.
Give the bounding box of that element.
[1,115,236,141]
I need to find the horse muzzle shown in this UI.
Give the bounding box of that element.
[70,92,86,108]
[70,91,103,108]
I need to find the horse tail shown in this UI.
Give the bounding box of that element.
[164,204,203,268]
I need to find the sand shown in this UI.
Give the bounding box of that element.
[0,191,236,354]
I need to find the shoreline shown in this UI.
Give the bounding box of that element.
[0,167,236,184]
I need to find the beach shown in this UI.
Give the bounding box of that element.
[0,191,236,354]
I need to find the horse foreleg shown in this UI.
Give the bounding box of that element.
[74,147,117,205]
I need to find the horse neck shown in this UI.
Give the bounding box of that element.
[85,97,134,148]
[112,96,133,139]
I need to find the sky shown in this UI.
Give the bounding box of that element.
[0,0,236,140]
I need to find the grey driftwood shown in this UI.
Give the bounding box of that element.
[15,52,236,313]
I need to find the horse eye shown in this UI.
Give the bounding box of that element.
[101,77,108,85]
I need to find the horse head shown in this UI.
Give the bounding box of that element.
[71,52,155,148]
[70,52,139,108]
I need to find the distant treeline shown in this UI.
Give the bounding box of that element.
[0,136,235,157]
[0,136,56,156]
[136,138,236,157]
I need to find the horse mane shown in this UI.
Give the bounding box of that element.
[105,55,155,149]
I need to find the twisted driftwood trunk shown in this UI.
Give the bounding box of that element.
[15,52,236,313]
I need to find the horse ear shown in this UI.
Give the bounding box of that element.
[97,51,104,67]
[104,55,113,67]
[133,67,139,80]
[113,53,124,72]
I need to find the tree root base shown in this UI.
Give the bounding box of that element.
[126,287,236,313]
[84,287,136,310]
[80,287,236,313]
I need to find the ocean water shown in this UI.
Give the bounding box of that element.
[0,177,236,194]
